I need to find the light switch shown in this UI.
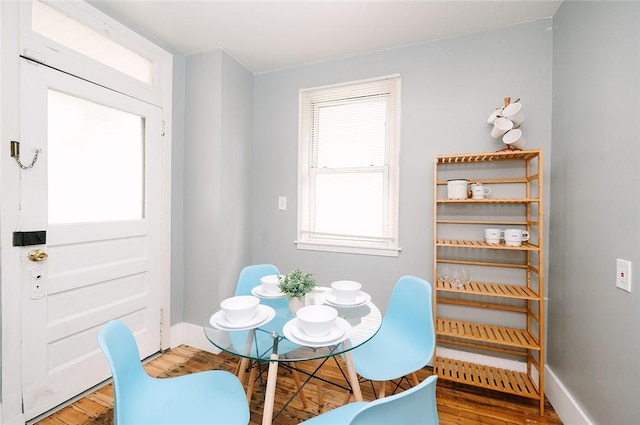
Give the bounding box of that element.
[278,197,287,210]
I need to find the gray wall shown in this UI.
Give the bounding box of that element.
[549,2,640,424]
[183,51,254,324]
[252,19,553,310]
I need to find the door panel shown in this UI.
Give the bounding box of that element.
[20,59,162,420]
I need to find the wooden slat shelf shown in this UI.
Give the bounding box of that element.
[434,356,540,400]
[435,149,541,163]
[433,149,545,415]
[435,279,538,300]
[436,318,540,350]
[436,198,540,204]
[436,239,540,250]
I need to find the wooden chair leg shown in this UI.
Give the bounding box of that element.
[246,364,257,402]
[410,372,419,386]
[316,380,324,412]
[291,369,309,408]
[377,380,386,398]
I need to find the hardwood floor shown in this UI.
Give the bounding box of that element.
[35,345,563,425]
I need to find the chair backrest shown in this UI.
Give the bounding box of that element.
[97,320,147,421]
[351,375,439,425]
[383,275,435,365]
[234,264,280,296]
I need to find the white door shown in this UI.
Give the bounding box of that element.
[19,59,163,420]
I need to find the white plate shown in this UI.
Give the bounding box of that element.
[251,285,286,299]
[283,317,350,347]
[323,291,371,307]
[209,304,275,330]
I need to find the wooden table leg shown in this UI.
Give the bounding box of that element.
[261,354,279,425]
[343,349,363,401]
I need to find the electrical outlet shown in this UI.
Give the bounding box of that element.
[616,258,632,293]
[278,196,287,210]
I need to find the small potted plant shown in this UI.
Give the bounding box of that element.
[278,269,317,312]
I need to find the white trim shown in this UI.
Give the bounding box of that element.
[545,365,594,425]
[0,1,173,421]
[171,322,221,355]
[295,241,400,257]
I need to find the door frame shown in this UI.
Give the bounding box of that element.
[0,2,174,424]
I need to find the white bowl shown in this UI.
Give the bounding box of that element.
[296,305,338,337]
[260,274,281,294]
[220,295,260,324]
[330,280,362,303]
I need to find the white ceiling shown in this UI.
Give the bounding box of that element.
[93,0,562,74]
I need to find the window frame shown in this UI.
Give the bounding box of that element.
[296,75,401,257]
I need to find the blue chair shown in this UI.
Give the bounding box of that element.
[300,374,439,424]
[232,264,310,407]
[98,320,249,425]
[349,275,435,397]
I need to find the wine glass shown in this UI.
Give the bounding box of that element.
[451,268,471,288]
[438,265,453,285]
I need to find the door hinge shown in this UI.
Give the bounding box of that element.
[159,307,164,351]
[161,120,166,137]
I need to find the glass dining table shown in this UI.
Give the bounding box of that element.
[203,287,382,425]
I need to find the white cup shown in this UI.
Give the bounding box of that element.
[490,117,513,139]
[470,183,491,200]
[485,228,502,244]
[296,305,338,337]
[502,102,525,126]
[487,108,503,125]
[503,128,527,150]
[447,179,469,199]
[330,280,362,303]
[260,274,281,294]
[503,228,530,247]
[220,295,260,324]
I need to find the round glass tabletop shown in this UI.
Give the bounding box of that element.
[203,287,382,362]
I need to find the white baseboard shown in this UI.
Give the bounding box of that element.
[169,321,221,354]
[545,365,593,425]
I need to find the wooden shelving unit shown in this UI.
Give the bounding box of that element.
[433,149,545,414]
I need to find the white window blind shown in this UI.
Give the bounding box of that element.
[297,75,401,256]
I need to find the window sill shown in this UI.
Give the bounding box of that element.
[295,241,401,257]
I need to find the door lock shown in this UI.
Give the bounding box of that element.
[28,249,48,262]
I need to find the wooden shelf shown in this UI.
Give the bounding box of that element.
[436,318,540,350]
[436,239,540,250]
[436,198,540,204]
[435,149,541,164]
[434,356,540,400]
[436,279,539,300]
[433,149,544,414]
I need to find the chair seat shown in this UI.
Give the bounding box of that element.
[299,402,367,425]
[98,320,249,425]
[119,371,249,425]
[349,275,435,385]
[300,375,439,425]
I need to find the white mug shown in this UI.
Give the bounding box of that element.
[503,128,526,150]
[447,179,469,199]
[487,108,503,125]
[485,228,502,244]
[503,228,530,246]
[490,117,513,139]
[502,102,525,126]
[471,183,491,199]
